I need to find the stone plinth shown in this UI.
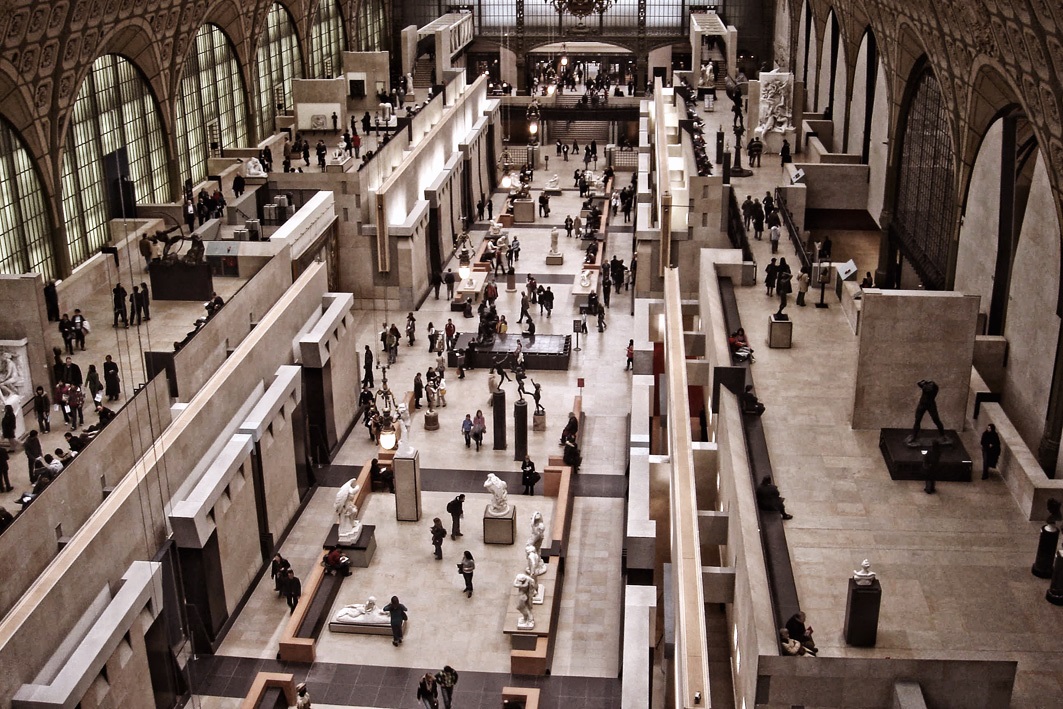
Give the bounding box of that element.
[546,253,564,266]
[393,450,421,521]
[424,411,439,430]
[761,128,796,154]
[484,506,516,544]
[512,200,535,223]
[844,578,881,646]
[768,314,792,348]
[532,413,547,431]
[323,525,377,567]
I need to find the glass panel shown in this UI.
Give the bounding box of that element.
[0,120,54,278]
[310,0,346,78]
[255,3,304,139]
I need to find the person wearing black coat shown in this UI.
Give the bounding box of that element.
[0,448,11,492]
[270,553,290,594]
[981,424,1001,480]
[284,569,301,614]
[521,455,540,495]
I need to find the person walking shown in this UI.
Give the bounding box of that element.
[518,292,531,325]
[431,517,446,559]
[103,355,121,401]
[0,448,11,492]
[764,258,779,296]
[626,339,634,371]
[284,569,301,614]
[457,552,475,598]
[521,455,540,495]
[796,267,810,306]
[769,223,781,254]
[472,410,486,450]
[1,405,15,445]
[981,424,1001,480]
[85,364,103,406]
[24,429,42,480]
[112,283,128,327]
[436,666,460,708]
[140,282,151,320]
[71,309,87,351]
[447,494,465,538]
[383,595,408,645]
[33,386,50,433]
[414,373,424,409]
[271,553,291,595]
[416,672,439,709]
[363,345,375,387]
[752,200,765,241]
[461,414,473,447]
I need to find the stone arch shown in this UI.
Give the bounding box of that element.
[816,8,847,121]
[847,27,889,221]
[795,0,818,111]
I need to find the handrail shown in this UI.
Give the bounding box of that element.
[775,187,811,271]
[727,189,755,264]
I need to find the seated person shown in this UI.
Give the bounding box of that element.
[65,431,88,453]
[562,432,581,470]
[860,271,874,289]
[784,611,816,653]
[587,292,600,315]
[56,447,76,467]
[740,385,765,416]
[0,506,14,535]
[728,328,750,349]
[42,454,63,477]
[522,318,536,338]
[780,628,814,656]
[755,476,793,520]
[462,298,474,318]
[32,471,53,496]
[370,458,395,493]
[322,546,351,577]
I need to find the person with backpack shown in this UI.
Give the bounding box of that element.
[446,494,465,538]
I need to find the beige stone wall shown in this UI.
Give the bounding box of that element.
[327,310,362,448]
[76,608,157,709]
[852,291,980,431]
[260,411,299,543]
[215,461,262,613]
[954,120,1002,317]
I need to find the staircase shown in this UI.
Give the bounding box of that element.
[413,57,434,88]
[705,47,729,92]
[547,120,611,151]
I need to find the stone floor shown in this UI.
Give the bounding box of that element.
[189,164,634,706]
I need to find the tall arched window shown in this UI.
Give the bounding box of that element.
[61,54,168,268]
[357,0,387,52]
[176,24,249,184]
[0,120,54,278]
[893,67,957,289]
[256,3,303,140]
[310,0,346,78]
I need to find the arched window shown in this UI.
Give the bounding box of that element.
[357,0,387,52]
[61,54,168,268]
[310,0,346,78]
[0,120,54,278]
[256,3,303,140]
[893,67,957,289]
[176,24,249,184]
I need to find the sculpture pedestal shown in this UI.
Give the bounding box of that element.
[484,506,516,544]
[424,411,439,430]
[761,128,796,154]
[532,412,547,431]
[514,399,528,461]
[1033,525,1060,578]
[513,200,536,223]
[546,252,564,266]
[393,449,422,522]
[843,578,881,646]
[323,525,377,567]
[1047,551,1063,605]
[149,262,214,301]
[768,314,792,348]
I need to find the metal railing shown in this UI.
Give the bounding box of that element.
[727,189,754,264]
[775,187,812,271]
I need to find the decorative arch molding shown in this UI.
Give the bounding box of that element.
[0,59,42,170]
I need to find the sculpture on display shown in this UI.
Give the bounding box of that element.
[754,71,794,138]
[546,174,560,190]
[334,479,363,544]
[484,473,511,516]
[549,227,559,254]
[579,270,592,288]
[906,379,947,445]
[489,221,503,237]
[0,345,28,404]
[245,157,267,177]
[698,62,715,88]
[530,379,545,415]
[513,572,537,629]
[528,511,546,560]
[853,560,877,586]
[396,403,415,455]
[525,543,547,578]
[333,596,389,623]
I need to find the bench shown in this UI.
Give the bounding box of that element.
[241,672,295,709]
[717,276,799,633]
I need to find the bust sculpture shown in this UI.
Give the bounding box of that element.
[334,479,363,544]
[484,473,510,516]
[853,559,876,585]
[245,156,267,177]
[514,573,536,629]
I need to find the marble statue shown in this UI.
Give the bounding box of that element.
[525,543,547,578]
[755,71,794,137]
[514,573,536,629]
[698,62,715,88]
[546,173,560,190]
[334,479,363,544]
[579,270,592,288]
[528,511,546,559]
[549,227,559,254]
[0,347,27,403]
[484,473,510,516]
[853,559,876,586]
[396,403,415,455]
[489,221,502,237]
[333,596,389,624]
[245,156,267,178]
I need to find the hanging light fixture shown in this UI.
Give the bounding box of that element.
[547,0,615,32]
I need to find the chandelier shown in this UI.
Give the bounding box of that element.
[545,0,615,19]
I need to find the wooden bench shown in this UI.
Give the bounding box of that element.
[502,686,541,709]
[241,672,295,709]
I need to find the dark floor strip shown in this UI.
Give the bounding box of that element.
[316,465,626,498]
[188,654,621,708]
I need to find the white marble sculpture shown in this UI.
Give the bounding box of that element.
[549,228,559,255]
[579,270,592,288]
[698,62,715,88]
[333,596,390,624]
[245,157,267,178]
[755,70,794,137]
[0,341,29,403]
[528,511,546,558]
[514,573,536,629]
[490,221,502,237]
[853,559,877,585]
[334,479,363,544]
[525,543,546,578]
[484,473,511,516]
[546,174,560,190]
